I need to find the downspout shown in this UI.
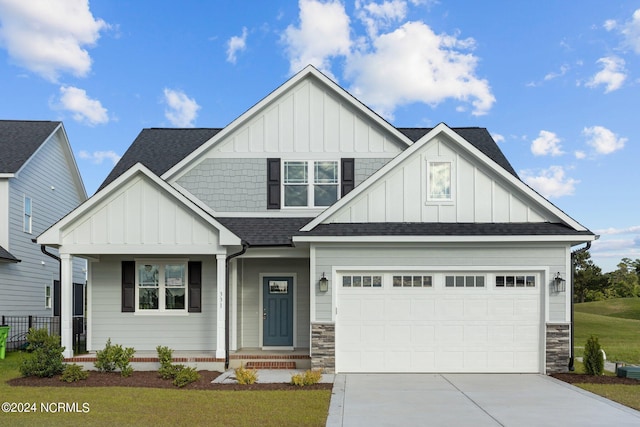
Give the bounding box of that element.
[225,241,249,370]
[569,241,591,371]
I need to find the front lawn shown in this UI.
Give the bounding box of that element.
[0,352,331,427]
[577,383,640,411]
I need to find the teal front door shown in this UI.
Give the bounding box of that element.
[263,276,294,347]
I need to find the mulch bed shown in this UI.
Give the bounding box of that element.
[550,373,640,385]
[7,371,333,391]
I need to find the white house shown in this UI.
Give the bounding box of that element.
[38,66,595,373]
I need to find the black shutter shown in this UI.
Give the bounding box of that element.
[73,283,84,316]
[121,261,135,312]
[267,158,281,209]
[53,280,61,316]
[341,158,355,197]
[188,261,202,313]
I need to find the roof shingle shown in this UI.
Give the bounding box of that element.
[0,120,60,173]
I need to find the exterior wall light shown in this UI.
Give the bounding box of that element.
[552,272,566,293]
[319,272,329,292]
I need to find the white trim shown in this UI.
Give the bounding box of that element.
[230,258,238,352]
[259,273,297,349]
[293,234,597,244]
[309,245,317,323]
[86,260,93,352]
[216,254,226,359]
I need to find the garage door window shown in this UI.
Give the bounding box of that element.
[445,275,485,288]
[392,275,433,288]
[496,274,536,288]
[342,275,383,288]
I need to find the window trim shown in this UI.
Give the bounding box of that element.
[134,259,189,315]
[426,159,454,203]
[45,284,52,309]
[24,195,32,233]
[282,160,340,208]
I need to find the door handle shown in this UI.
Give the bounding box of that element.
[263,308,267,320]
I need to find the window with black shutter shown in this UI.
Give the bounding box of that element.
[341,158,355,196]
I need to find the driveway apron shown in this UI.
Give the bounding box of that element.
[326,373,640,427]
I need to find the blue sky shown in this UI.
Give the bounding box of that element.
[1,0,639,272]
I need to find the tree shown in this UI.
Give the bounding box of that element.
[606,258,640,298]
[573,250,606,303]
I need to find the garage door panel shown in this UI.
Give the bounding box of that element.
[464,299,489,319]
[387,298,412,321]
[411,299,435,320]
[437,300,464,319]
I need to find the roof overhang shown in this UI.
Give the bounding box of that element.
[292,234,598,244]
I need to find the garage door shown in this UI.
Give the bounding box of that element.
[336,272,541,373]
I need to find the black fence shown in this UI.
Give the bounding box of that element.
[0,315,86,354]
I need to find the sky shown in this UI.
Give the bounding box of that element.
[0,0,639,272]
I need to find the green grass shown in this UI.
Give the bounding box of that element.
[576,384,640,411]
[0,352,331,427]
[574,298,640,364]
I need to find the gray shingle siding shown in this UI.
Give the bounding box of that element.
[354,158,391,186]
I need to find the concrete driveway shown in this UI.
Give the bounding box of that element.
[326,373,640,427]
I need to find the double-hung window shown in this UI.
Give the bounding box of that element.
[137,262,187,312]
[45,284,52,309]
[283,160,338,207]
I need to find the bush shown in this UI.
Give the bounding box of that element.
[291,369,323,387]
[235,365,258,385]
[19,328,65,378]
[94,338,135,377]
[61,364,89,382]
[584,335,605,376]
[173,366,200,387]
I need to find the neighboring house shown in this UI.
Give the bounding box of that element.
[0,120,87,321]
[38,66,595,373]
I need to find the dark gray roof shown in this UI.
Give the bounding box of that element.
[0,120,60,173]
[0,245,20,263]
[98,128,222,191]
[217,217,314,246]
[397,127,518,178]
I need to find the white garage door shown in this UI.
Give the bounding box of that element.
[336,272,541,373]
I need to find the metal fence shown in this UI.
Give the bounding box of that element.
[0,315,61,351]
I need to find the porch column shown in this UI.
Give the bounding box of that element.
[216,254,226,359]
[60,253,73,358]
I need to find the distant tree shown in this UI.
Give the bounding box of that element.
[573,251,606,303]
[606,258,640,298]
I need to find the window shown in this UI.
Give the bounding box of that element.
[445,275,485,288]
[496,274,536,288]
[392,275,433,288]
[24,196,32,233]
[137,262,187,311]
[283,160,338,207]
[342,274,383,288]
[427,161,452,201]
[45,284,52,309]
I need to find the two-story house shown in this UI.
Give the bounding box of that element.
[39,67,595,373]
[0,121,87,329]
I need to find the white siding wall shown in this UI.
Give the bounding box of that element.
[0,131,85,316]
[89,256,217,351]
[236,258,310,348]
[312,243,569,323]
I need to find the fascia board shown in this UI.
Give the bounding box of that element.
[292,234,598,244]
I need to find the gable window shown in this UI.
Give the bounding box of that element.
[136,261,187,312]
[24,196,32,233]
[283,160,338,207]
[427,161,452,201]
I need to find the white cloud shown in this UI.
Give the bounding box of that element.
[603,19,617,31]
[520,166,578,198]
[543,64,569,81]
[574,150,586,159]
[282,0,351,75]
[491,133,505,143]
[0,0,108,81]
[619,9,640,53]
[530,130,563,156]
[57,86,108,125]
[585,56,626,93]
[583,125,626,154]
[282,0,494,119]
[595,225,640,235]
[226,27,248,64]
[78,150,120,165]
[163,88,200,127]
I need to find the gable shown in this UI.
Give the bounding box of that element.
[309,124,585,230]
[0,120,60,174]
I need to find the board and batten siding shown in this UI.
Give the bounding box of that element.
[89,256,217,351]
[312,243,569,323]
[328,135,555,224]
[0,131,85,316]
[176,158,393,213]
[235,258,310,348]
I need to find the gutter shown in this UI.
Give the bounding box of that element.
[34,239,62,316]
[224,241,249,369]
[568,240,592,371]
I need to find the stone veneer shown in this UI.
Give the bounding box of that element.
[311,322,335,373]
[546,323,570,373]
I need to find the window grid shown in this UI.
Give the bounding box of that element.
[392,275,433,288]
[445,275,485,288]
[495,275,536,288]
[136,261,188,312]
[283,160,339,207]
[342,275,383,288]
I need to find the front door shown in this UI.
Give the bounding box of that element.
[262,276,294,347]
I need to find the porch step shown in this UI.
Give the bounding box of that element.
[245,361,297,370]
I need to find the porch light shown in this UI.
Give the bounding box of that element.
[552,272,566,293]
[319,272,329,292]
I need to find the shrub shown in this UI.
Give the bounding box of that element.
[61,364,89,382]
[235,364,258,385]
[94,338,135,377]
[19,328,65,378]
[291,369,323,387]
[584,335,604,376]
[173,366,201,387]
